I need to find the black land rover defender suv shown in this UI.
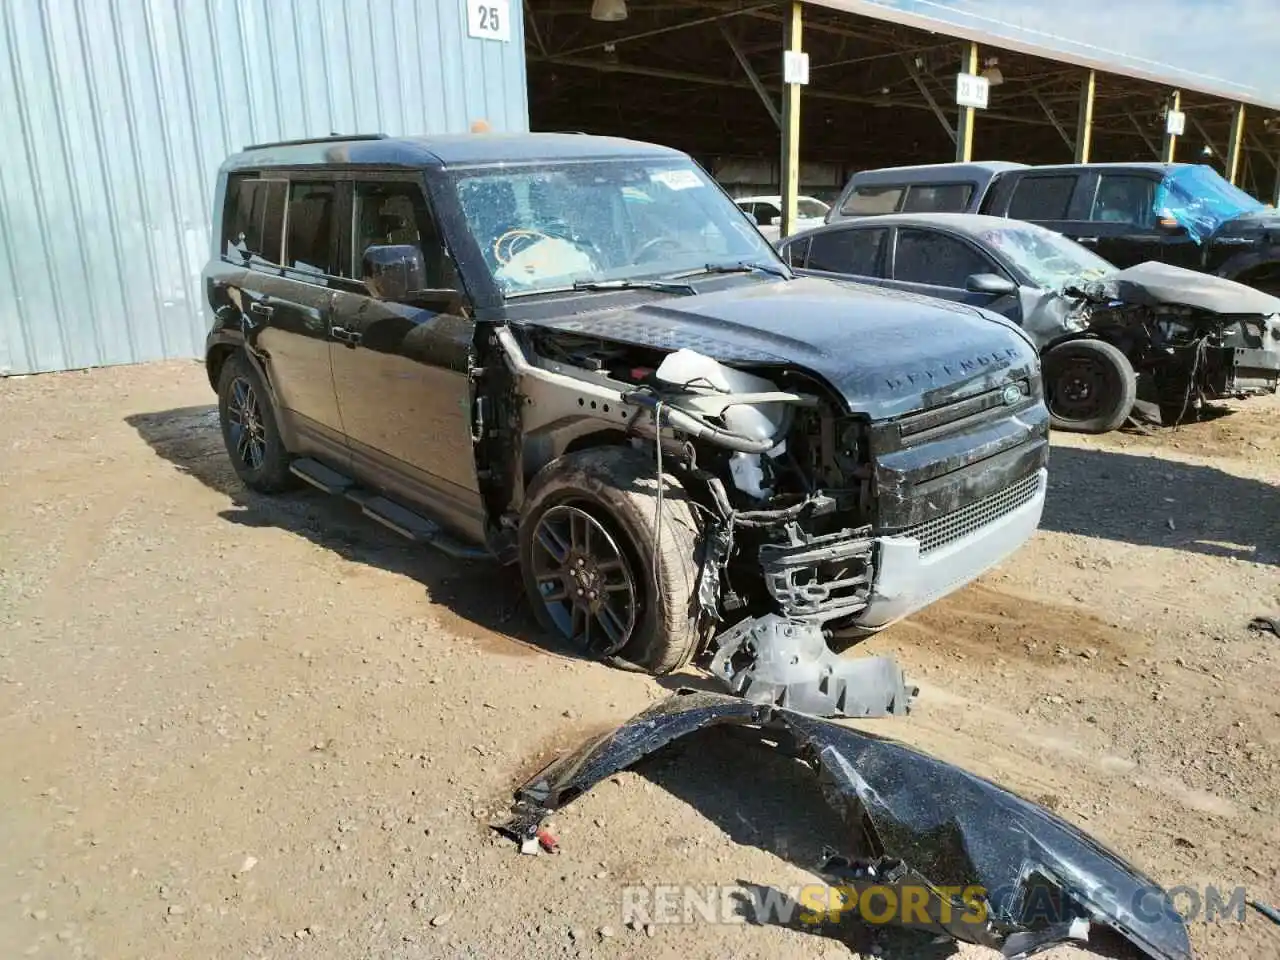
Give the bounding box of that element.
[202,132,1049,716]
[829,161,1280,296]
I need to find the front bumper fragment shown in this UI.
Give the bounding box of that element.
[846,466,1047,634]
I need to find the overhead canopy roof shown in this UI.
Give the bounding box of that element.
[814,0,1280,111]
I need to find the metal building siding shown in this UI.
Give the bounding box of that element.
[0,0,528,376]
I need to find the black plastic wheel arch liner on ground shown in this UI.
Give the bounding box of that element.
[497,689,1193,960]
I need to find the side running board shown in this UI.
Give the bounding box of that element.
[288,458,490,561]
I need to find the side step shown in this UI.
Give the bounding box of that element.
[288,457,490,561]
[290,457,353,495]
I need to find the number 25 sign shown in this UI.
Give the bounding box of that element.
[468,0,511,42]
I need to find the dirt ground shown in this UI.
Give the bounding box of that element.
[2,360,1278,960]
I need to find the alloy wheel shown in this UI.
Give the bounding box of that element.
[529,503,639,658]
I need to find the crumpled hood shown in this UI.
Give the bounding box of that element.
[498,689,1193,960]
[525,277,1040,420]
[1085,261,1280,317]
[1216,209,1280,236]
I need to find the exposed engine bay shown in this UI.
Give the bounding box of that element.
[1057,263,1280,421]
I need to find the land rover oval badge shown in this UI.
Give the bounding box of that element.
[1002,384,1021,406]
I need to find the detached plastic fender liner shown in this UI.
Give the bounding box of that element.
[496,689,1194,960]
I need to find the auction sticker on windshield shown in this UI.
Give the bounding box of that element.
[651,169,702,191]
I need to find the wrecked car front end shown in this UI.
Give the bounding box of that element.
[496,278,1048,716]
[498,689,1195,960]
[1064,262,1280,415]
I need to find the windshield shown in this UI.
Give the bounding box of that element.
[1155,164,1266,244]
[450,159,777,296]
[977,221,1115,290]
[798,198,830,219]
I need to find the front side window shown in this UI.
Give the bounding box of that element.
[450,159,775,295]
[223,176,286,265]
[841,184,904,216]
[284,181,340,277]
[806,228,887,276]
[1007,175,1077,220]
[902,182,973,213]
[1091,175,1158,227]
[352,181,451,289]
[894,229,994,288]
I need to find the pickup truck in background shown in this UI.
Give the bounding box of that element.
[826,161,1280,297]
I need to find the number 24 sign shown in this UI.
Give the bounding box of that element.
[468,0,511,42]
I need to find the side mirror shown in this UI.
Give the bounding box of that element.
[965,272,1018,296]
[362,244,427,301]
[755,211,775,227]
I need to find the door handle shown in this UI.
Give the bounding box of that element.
[330,326,362,346]
[249,301,275,317]
[1077,237,1099,245]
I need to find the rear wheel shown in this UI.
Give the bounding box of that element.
[1043,339,1137,434]
[216,351,296,493]
[518,446,704,675]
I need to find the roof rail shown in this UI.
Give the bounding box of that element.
[242,133,388,151]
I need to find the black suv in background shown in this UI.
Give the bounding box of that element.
[201,132,1050,717]
[828,161,1280,295]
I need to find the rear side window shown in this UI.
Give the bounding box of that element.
[222,176,286,264]
[894,228,993,288]
[1007,175,1077,220]
[806,228,887,276]
[902,182,974,213]
[841,184,903,216]
[285,181,340,277]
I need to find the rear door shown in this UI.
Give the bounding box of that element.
[241,175,347,457]
[328,174,485,542]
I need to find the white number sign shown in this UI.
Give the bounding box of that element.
[783,50,810,86]
[955,72,990,110]
[1165,109,1186,136]
[467,0,510,42]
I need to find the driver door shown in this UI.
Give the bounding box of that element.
[328,175,486,543]
[887,227,1023,322]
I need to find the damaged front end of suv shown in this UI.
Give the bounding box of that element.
[453,144,1048,718]
[482,284,1047,717]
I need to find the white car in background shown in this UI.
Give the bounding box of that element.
[735,194,830,241]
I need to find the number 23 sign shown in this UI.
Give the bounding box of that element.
[467,0,511,42]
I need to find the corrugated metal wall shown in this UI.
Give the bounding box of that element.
[0,0,529,376]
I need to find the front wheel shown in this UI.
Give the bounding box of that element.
[1042,339,1137,434]
[518,446,704,675]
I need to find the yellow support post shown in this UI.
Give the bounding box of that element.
[1226,103,1246,185]
[955,42,978,163]
[1161,90,1181,163]
[780,1,803,239]
[1074,70,1095,164]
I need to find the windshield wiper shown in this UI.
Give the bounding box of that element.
[572,278,697,295]
[670,261,793,281]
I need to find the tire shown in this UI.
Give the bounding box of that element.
[1042,339,1137,434]
[518,446,704,675]
[216,350,296,493]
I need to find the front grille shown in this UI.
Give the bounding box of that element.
[895,378,1031,446]
[901,471,1041,554]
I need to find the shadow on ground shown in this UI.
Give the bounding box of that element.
[124,405,560,652]
[1041,445,1279,564]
